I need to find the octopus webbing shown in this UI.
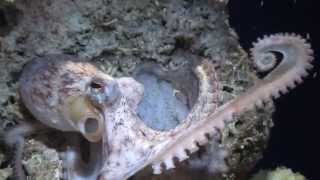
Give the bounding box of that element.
[6,33,313,180]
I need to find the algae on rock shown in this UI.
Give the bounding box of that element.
[250,167,306,180]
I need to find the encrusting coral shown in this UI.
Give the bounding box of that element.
[250,167,306,180]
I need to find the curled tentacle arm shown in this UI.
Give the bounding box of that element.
[229,33,313,111]
[145,34,313,174]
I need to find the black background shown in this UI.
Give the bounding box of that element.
[228,0,319,179]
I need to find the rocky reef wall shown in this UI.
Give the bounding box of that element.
[0,0,273,179]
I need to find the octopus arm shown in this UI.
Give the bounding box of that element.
[146,34,313,174]
[234,33,313,110]
[61,134,102,180]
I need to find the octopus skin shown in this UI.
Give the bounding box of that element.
[10,33,313,180]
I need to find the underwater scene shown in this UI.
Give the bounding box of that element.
[0,0,318,179]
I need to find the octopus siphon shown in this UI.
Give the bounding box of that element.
[3,34,314,180]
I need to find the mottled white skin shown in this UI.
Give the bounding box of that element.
[96,62,220,180]
[12,34,313,180]
[96,34,314,180]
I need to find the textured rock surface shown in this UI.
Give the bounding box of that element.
[0,0,273,179]
[23,139,62,180]
[0,152,12,179]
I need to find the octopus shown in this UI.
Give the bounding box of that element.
[3,34,313,180]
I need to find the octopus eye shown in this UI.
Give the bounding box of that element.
[88,78,120,106]
[90,81,103,89]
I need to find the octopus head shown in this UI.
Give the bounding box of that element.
[59,68,129,143]
[19,55,132,143]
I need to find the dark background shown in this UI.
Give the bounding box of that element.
[228,0,319,179]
